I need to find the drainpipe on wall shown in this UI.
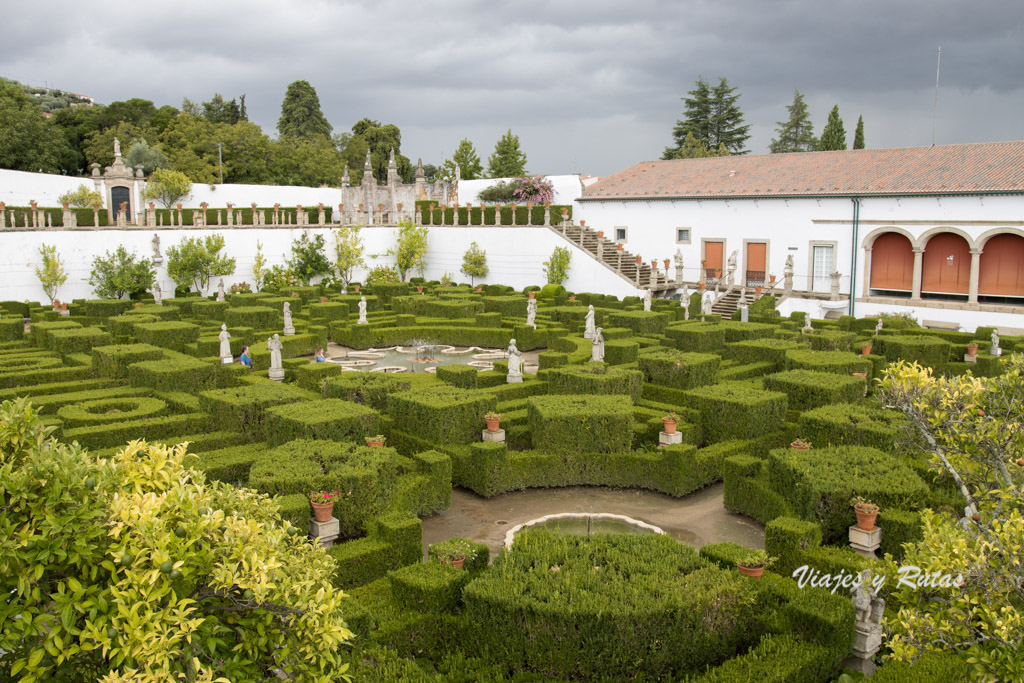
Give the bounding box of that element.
[849,197,860,317]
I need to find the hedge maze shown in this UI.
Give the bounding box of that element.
[0,283,1007,681]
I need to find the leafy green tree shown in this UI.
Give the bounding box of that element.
[877,358,1024,681]
[477,180,518,203]
[99,98,158,130]
[333,225,365,289]
[143,168,193,208]
[337,118,412,184]
[461,241,489,285]
[0,400,353,682]
[34,244,67,304]
[288,232,332,284]
[252,240,269,292]
[444,138,483,180]
[83,121,154,170]
[50,104,105,174]
[818,105,847,151]
[269,136,345,187]
[390,221,429,281]
[156,114,221,183]
[664,76,749,158]
[853,115,865,149]
[277,80,332,140]
[487,129,528,178]
[87,245,155,299]
[124,138,170,174]
[201,93,247,124]
[166,234,236,293]
[58,184,103,208]
[666,132,731,160]
[0,80,71,172]
[769,90,818,153]
[543,246,572,285]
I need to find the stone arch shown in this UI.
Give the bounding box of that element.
[861,226,919,251]
[921,231,971,295]
[917,226,977,252]
[978,231,1024,297]
[868,231,914,292]
[975,227,1024,249]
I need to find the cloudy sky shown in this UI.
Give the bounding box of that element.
[3,0,1022,176]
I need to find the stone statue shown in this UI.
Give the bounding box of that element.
[991,329,1001,356]
[591,327,605,362]
[219,324,232,363]
[681,284,689,303]
[507,338,523,383]
[702,294,713,316]
[217,279,225,302]
[584,305,597,340]
[152,233,162,263]
[526,298,537,329]
[784,254,794,271]
[357,296,368,325]
[846,570,885,675]
[874,318,883,335]
[643,289,652,312]
[803,313,813,332]
[152,282,162,305]
[683,304,690,321]
[283,301,295,336]
[727,250,737,272]
[113,137,121,157]
[267,334,284,381]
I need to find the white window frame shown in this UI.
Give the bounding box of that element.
[676,227,691,244]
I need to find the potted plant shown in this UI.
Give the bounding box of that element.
[967,342,979,355]
[736,550,775,580]
[852,497,879,531]
[200,202,209,210]
[580,219,586,227]
[662,411,679,434]
[320,296,328,303]
[664,258,671,269]
[597,231,605,238]
[429,537,477,570]
[61,201,70,210]
[651,260,659,269]
[616,244,624,251]
[636,255,643,265]
[30,200,38,209]
[378,203,384,212]
[484,411,502,432]
[416,286,423,293]
[274,203,280,210]
[227,203,234,211]
[755,286,763,295]
[861,342,872,356]
[560,208,569,217]
[790,438,812,450]
[297,204,303,212]
[61,302,69,312]
[568,296,576,301]
[528,291,535,299]
[769,274,777,283]
[366,434,386,447]
[852,371,867,379]
[699,281,706,291]
[309,489,341,522]
[359,203,364,212]
[397,203,403,211]
[354,284,361,293]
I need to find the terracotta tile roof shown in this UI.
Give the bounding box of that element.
[580,141,1024,200]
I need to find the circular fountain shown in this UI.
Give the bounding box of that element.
[504,513,665,548]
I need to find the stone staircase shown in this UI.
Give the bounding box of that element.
[711,289,744,320]
[554,223,675,292]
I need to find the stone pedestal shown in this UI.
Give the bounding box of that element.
[659,431,682,446]
[309,517,340,549]
[482,428,506,443]
[843,625,883,675]
[221,356,234,365]
[268,368,285,382]
[283,325,295,336]
[506,372,523,384]
[964,353,978,363]
[991,347,1002,357]
[849,524,882,559]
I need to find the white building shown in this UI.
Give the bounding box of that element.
[573,141,1024,332]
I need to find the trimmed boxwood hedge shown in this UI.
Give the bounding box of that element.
[56,396,168,427]
[638,349,720,390]
[388,562,472,614]
[91,343,165,379]
[327,514,423,589]
[797,403,906,451]
[605,310,669,336]
[265,398,381,445]
[46,327,112,354]
[132,321,201,351]
[198,381,314,438]
[462,531,760,680]
[785,349,871,375]
[127,356,218,393]
[766,445,929,542]
[0,318,24,341]
[664,322,726,353]
[224,305,282,330]
[387,386,496,445]
[435,364,477,389]
[684,382,788,444]
[545,363,642,401]
[527,394,633,455]
[762,369,866,410]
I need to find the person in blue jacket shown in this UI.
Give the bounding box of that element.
[314,347,326,363]
[239,345,253,369]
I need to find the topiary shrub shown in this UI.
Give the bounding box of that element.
[388,562,472,614]
[684,382,788,444]
[638,349,720,389]
[664,322,726,353]
[132,321,201,352]
[265,398,381,445]
[56,396,168,428]
[91,343,165,379]
[785,349,871,375]
[527,394,633,455]
[545,363,643,401]
[762,369,867,410]
[436,364,478,389]
[388,386,496,445]
[225,305,282,330]
[605,310,670,336]
[127,355,218,393]
[198,381,313,439]
[796,403,906,451]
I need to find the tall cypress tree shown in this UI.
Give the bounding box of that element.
[277,80,332,140]
[708,77,751,154]
[818,105,847,151]
[852,115,865,149]
[769,90,818,153]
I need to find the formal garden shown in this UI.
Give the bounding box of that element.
[1,274,1019,682]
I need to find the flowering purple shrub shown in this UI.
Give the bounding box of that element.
[512,175,554,204]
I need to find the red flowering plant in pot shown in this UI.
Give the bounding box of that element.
[429,537,478,570]
[309,489,342,522]
[736,550,775,580]
[484,411,502,433]
[851,496,879,531]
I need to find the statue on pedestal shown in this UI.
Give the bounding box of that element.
[584,305,596,340]
[526,298,537,329]
[507,338,523,383]
[357,296,368,325]
[219,324,233,363]
[152,233,162,264]
[702,294,713,316]
[152,282,162,305]
[267,334,284,381]
[217,279,225,302]
[991,329,1002,356]
[643,289,652,312]
[875,318,883,335]
[283,301,295,336]
[591,327,605,362]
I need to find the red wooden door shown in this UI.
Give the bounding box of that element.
[979,234,1024,297]
[922,233,970,294]
[870,232,914,291]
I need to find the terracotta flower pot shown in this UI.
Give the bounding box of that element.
[616,244,624,251]
[62,202,69,209]
[967,344,978,355]
[366,437,385,447]
[755,286,763,295]
[852,371,867,379]
[354,285,360,292]
[790,441,811,450]
[636,256,642,264]
[651,260,658,269]
[528,291,535,299]
[737,564,765,580]
[416,286,423,293]
[597,231,605,238]
[561,209,569,216]
[861,345,872,356]
[311,501,334,522]
[485,417,501,432]
[449,557,466,570]
[770,275,777,283]
[61,303,68,312]
[320,297,328,303]
[699,282,706,291]
[854,504,879,531]
[664,259,671,269]
[580,220,586,227]
[662,418,677,434]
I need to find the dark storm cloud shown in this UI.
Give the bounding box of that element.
[2,0,1022,175]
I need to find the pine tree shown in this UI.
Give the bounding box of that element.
[853,115,865,149]
[708,77,751,154]
[818,105,847,151]
[669,132,730,159]
[487,129,527,178]
[277,80,332,140]
[664,76,749,158]
[769,90,818,153]
[449,138,482,179]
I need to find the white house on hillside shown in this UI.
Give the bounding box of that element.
[574,141,1024,332]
